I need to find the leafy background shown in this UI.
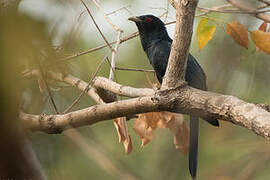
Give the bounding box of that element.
[13,0,270,179]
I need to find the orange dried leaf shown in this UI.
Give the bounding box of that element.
[133,113,157,147]
[114,117,126,142]
[196,18,216,51]
[123,135,132,154]
[251,30,270,54]
[226,21,248,49]
[114,117,132,154]
[256,21,268,52]
[159,112,189,154]
[133,112,189,154]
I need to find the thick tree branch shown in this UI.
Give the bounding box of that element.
[20,95,158,133]
[162,0,199,89]
[93,77,154,97]
[20,77,270,140]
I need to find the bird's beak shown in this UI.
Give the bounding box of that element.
[128,16,142,22]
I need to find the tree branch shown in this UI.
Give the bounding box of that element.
[227,0,270,22]
[92,77,154,97]
[20,95,158,133]
[162,0,199,89]
[20,77,270,140]
[23,70,105,104]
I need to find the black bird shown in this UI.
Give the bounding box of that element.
[129,15,219,180]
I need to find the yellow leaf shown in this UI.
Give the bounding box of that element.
[250,30,270,54]
[197,26,216,51]
[196,17,209,37]
[196,18,216,51]
[226,21,248,49]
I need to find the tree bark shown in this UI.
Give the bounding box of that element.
[20,77,270,140]
[162,0,198,89]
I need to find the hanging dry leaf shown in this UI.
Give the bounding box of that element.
[250,30,270,54]
[165,112,190,154]
[114,117,132,154]
[196,18,216,51]
[133,112,160,147]
[226,21,248,49]
[123,135,132,154]
[133,112,189,154]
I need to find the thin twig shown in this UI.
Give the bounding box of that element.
[115,66,155,73]
[109,31,122,80]
[105,57,118,83]
[80,0,113,52]
[23,69,105,105]
[227,0,270,22]
[55,20,176,64]
[197,6,270,14]
[106,5,132,16]
[38,64,60,114]
[63,55,107,113]
[91,0,123,32]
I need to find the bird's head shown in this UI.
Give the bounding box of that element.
[128,15,166,34]
[128,15,169,50]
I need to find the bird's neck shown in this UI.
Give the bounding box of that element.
[139,31,170,51]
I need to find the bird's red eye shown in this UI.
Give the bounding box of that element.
[146,17,152,22]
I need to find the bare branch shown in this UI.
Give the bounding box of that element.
[115,66,155,73]
[56,32,138,63]
[20,81,270,140]
[38,65,60,114]
[63,55,107,113]
[20,95,158,133]
[92,77,155,97]
[197,5,270,14]
[91,0,123,32]
[80,0,113,52]
[106,5,132,16]
[109,31,122,80]
[24,70,105,104]
[162,0,199,89]
[227,0,270,22]
[56,21,176,64]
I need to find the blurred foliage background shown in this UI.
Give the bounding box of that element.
[2,0,270,179]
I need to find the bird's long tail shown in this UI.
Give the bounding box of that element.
[189,115,199,180]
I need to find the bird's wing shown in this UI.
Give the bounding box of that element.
[186,55,207,91]
[146,40,171,83]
